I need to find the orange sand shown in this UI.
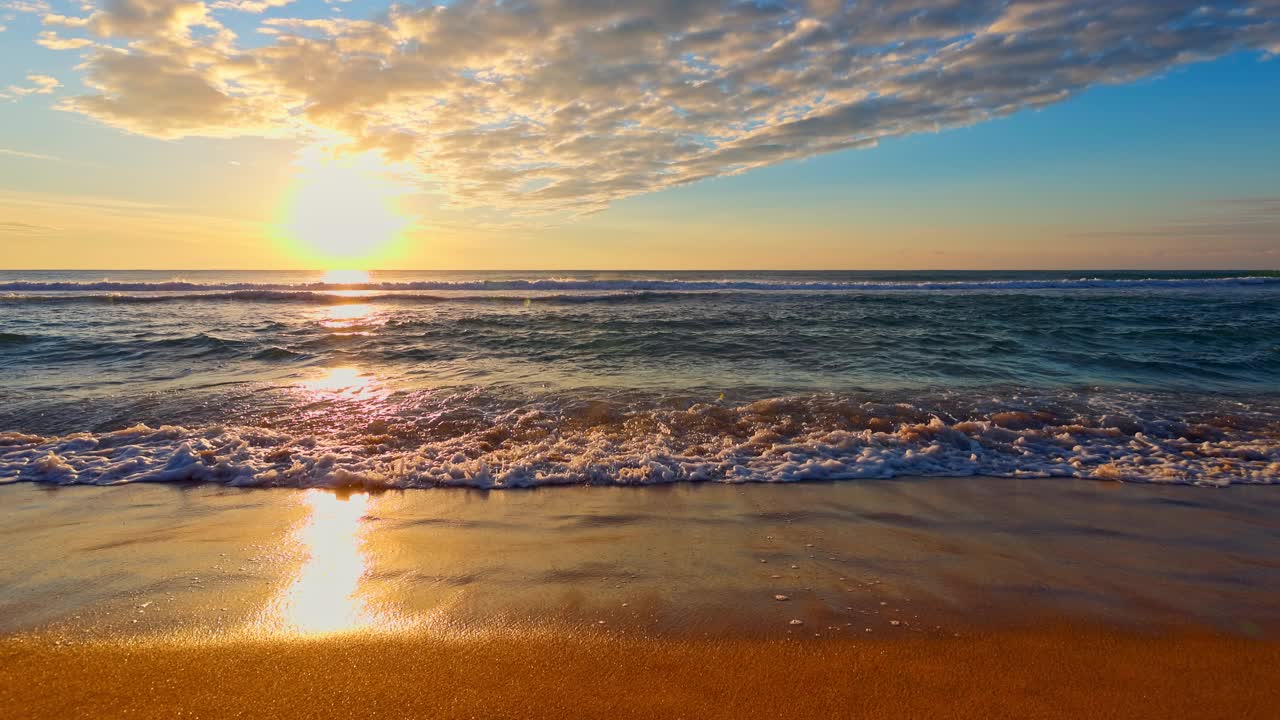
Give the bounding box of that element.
[3,627,1277,720]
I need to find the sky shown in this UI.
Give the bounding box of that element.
[0,0,1278,270]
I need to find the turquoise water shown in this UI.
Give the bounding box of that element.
[1,270,1278,487]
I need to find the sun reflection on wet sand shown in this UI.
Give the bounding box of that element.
[262,490,378,636]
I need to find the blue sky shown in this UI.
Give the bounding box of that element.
[0,1,1277,269]
[609,52,1280,222]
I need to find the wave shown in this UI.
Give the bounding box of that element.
[1,276,1278,306]
[253,346,310,361]
[2,395,1277,489]
[0,290,693,305]
[2,275,1279,296]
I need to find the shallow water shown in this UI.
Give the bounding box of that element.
[1,270,1278,487]
[3,480,1278,639]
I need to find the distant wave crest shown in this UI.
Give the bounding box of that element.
[2,275,1278,302]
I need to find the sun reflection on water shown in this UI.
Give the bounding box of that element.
[321,303,376,328]
[264,490,377,636]
[300,366,386,399]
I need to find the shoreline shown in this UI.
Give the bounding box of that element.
[5,469,1277,490]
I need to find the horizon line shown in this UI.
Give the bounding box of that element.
[1,268,1278,273]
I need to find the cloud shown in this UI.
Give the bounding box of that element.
[35,29,96,48]
[6,73,61,98]
[0,220,58,233]
[86,0,214,38]
[64,46,285,136]
[0,147,104,168]
[45,1,1280,214]
[210,0,292,13]
[1,0,51,13]
[0,147,66,161]
[43,12,90,26]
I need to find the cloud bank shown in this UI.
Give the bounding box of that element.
[32,0,1280,212]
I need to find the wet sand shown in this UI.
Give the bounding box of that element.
[4,628,1278,720]
[2,478,1279,717]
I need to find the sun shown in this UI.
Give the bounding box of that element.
[278,149,412,267]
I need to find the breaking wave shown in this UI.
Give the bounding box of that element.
[3,270,1278,491]
[2,395,1277,489]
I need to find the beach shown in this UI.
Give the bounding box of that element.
[3,478,1278,718]
[5,0,1280,714]
[5,627,1277,719]
[2,271,1278,716]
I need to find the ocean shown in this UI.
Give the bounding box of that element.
[1,269,1277,488]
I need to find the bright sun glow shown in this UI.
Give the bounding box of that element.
[281,149,412,267]
[321,269,372,284]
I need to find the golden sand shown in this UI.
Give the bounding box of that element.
[3,627,1277,720]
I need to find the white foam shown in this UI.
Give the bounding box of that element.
[2,407,1276,489]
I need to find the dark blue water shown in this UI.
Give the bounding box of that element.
[2,270,1277,487]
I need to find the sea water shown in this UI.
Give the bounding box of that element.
[1,270,1277,487]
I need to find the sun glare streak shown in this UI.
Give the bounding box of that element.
[279,150,412,267]
[264,490,376,636]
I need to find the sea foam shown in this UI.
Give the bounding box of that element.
[2,398,1276,489]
